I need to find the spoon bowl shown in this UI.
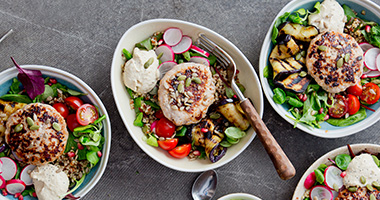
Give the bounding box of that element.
[192,170,218,200]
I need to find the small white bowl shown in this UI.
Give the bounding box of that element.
[218,193,262,200]
[111,19,263,172]
[0,65,111,199]
[292,143,380,200]
[259,0,380,138]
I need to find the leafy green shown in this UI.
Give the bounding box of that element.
[144,100,160,110]
[123,48,132,60]
[273,88,286,104]
[86,149,100,165]
[65,133,77,153]
[327,107,367,127]
[335,154,352,170]
[207,55,217,66]
[225,86,235,98]
[342,4,356,21]
[176,126,187,137]
[314,169,324,184]
[60,174,86,198]
[182,51,191,61]
[10,78,21,94]
[225,127,246,139]
[67,88,87,96]
[220,140,232,147]
[145,135,158,147]
[135,38,153,50]
[287,97,303,107]
[133,112,144,127]
[134,97,143,114]
[0,94,32,103]
[271,12,290,44]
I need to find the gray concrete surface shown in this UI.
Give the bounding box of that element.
[1,0,380,199]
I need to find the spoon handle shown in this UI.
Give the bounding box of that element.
[240,99,296,180]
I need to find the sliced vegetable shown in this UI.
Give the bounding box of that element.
[65,96,83,110]
[309,185,333,200]
[346,83,362,96]
[155,44,175,62]
[158,61,177,78]
[347,94,360,115]
[163,27,183,46]
[323,166,343,191]
[224,127,246,139]
[328,95,348,118]
[189,56,210,66]
[171,36,192,54]
[359,42,374,52]
[278,22,319,42]
[364,47,380,71]
[20,165,36,186]
[190,45,209,57]
[76,104,99,126]
[0,157,17,180]
[5,179,26,195]
[0,176,5,189]
[53,103,69,118]
[360,82,380,104]
[146,135,158,147]
[168,143,191,159]
[67,114,81,132]
[304,172,316,189]
[157,138,178,150]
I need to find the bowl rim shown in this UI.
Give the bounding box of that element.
[0,65,111,198]
[291,143,380,200]
[218,193,262,200]
[110,18,263,172]
[258,0,380,138]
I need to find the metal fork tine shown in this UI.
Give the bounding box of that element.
[197,40,229,67]
[198,34,233,65]
[197,35,231,67]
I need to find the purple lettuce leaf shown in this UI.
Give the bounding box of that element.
[11,57,45,100]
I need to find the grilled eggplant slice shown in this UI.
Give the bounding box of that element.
[269,36,300,61]
[278,22,319,42]
[190,119,226,163]
[271,57,304,80]
[217,102,249,131]
[0,100,26,144]
[275,72,311,93]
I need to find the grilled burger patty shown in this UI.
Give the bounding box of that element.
[5,103,69,165]
[306,31,363,93]
[158,62,216,126]
[335,187,380,200]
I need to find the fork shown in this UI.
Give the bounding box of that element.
[197,34,296,180]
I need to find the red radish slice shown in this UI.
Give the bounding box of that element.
[376,54,380,71]
[155,44,175,62]
[0,157,17,180]
[172,36,192,54]
[158,61,177,78]
[189,56,210,66]
[20,165,36,186]
[364,47,380,71]
[5,179,26,195]
[0,175,5,189]
[163,28,183,46]
[365,70,380,78]
[304,171,316,189]
[190,45,210,57]
[310,185,333,200]
[324,166,343,190]
[360,42,374,52]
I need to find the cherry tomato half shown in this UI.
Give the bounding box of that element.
[53,103,69,118]
[154,110,164,119]
[168,143,191,159]
[158,138,178,151]
[346,83,362,96]
[360,82,380,105]
[328,95,348,118]
[76,104,99,126]
[347,94,360,115]
[65,96,83,110]
[155,118,176,138]
[66,114,81,131]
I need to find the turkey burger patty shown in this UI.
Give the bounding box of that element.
[5,103,69,165]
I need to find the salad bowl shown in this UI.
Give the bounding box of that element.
[110,19,264,172]
[259,0,380,138]
[292,143,380,200]
[0,65,111,199]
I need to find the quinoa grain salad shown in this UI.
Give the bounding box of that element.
[122,27,250,163]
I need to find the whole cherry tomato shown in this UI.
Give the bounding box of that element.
[53,103,69,118]
[155,118,176,138]
[66,114,81,131]
[157,138,178,151]
[168,144,191,158]
[347,94,360,115]
[346,83,362,96]
[65,96,83,110]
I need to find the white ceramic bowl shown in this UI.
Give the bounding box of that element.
[292,143,380,200]
[259,0,380,138]
[0,65,111,200]
[218,193,262,200]
[111,19,263,172]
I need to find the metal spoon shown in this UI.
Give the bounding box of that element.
[192,170,218,200]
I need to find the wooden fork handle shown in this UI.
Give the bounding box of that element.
[240,99,296,180]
